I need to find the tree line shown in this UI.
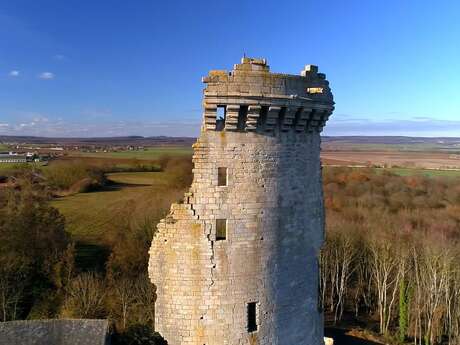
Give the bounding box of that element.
[320,167,460,345]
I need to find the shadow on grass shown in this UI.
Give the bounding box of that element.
[325,327,383,345]
[75,242,110,272]
[99,182,153,191]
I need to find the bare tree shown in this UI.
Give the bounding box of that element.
[111,277,137,329]
[61,272,106,319]
[0,259,26,321]
[368,236,401,335]
[132,274,156,327]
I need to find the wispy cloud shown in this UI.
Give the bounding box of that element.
[0,115,200,137]
[53,54,66,60]
[323,114,460,137]
[8,70,20,77]
[2,110,459,138]
[38,72,55,80]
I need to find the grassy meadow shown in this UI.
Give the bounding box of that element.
[0,162,48,172]
[70,146,193,160]
[44,149,193,271]
[51,171,177,270]
[51,172,170,242]
[0,163,22,171]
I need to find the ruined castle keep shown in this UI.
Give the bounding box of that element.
[148,57,334,345]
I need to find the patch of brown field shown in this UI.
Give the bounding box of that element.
[321,157,362,166]
[321,150,460,169]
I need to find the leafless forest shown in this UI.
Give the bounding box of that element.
[321,167,460,345]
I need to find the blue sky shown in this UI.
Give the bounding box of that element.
[0,0,459,137]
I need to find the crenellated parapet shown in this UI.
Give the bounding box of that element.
[201,57,334,133]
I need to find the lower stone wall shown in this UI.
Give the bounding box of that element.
[0,319,109,345]
[149,130,325,345]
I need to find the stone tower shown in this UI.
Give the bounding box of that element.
[148,57,334,345]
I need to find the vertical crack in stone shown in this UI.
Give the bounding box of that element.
[207,231,216,288]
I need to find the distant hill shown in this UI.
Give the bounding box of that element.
[0,135,196,147]
[1,135,460,148]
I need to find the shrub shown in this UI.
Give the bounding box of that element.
[112,324,167,345]
[43,160,106,191]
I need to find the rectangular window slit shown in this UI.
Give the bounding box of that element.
[237,105,248,130]
[218,167,227,186]
[216,106,226,131]
[247,302,258,332]
[278,107,286,130]
[216,219,227,241]
[257,106,269,129]
[293,107,303,128]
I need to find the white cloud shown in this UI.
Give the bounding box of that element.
[0,116,201,137]
[8,70,20,77]
[0,123,9,128]
[38,72,55,80]
[53,54,65,60]
[323,115,460,137]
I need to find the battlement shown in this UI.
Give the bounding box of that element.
[201,57,334,133]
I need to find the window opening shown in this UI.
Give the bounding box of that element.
[278,107,286,130]
[218,167,227,186]
[237,106,248,130]
[216,106,226,131]
[293,107,302,128]
[257,106,269,129]
[247,302,258,332]
[216,219,227,241]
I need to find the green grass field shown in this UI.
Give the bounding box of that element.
[0,163,22,171]
[52,171,179,270]
[50,167,199,270]
[70,146,193,160]
[0,162,47,172]
[107,171,170,185]
[52,172,167,241]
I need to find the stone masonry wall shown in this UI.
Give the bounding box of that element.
[148,58,334,345]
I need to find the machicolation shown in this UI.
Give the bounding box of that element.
[148,57,334,345]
